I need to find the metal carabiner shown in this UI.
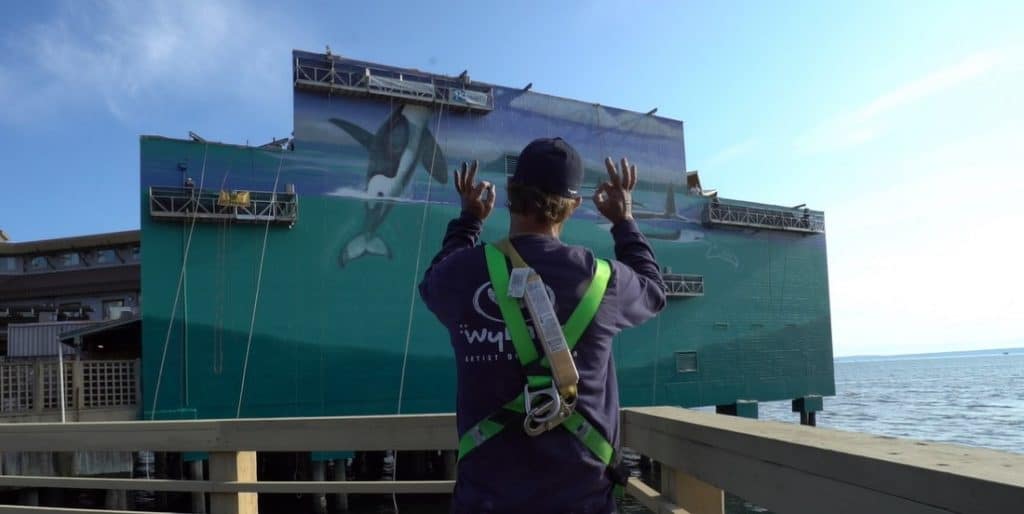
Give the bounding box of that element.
[523,384,575,436]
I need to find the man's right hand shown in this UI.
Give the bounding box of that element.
[454,160,496,221]
[593,157,637,224]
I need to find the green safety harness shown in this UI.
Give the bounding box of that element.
[456,241,628,492]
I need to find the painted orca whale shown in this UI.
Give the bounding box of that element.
[330,104,448,266]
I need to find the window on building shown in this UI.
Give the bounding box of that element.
[129,246,141,261]
[95,248,118,264]
[58,252,82,268]
[0,256,19,272]
[28,255,49,271]
[102,299,125,320]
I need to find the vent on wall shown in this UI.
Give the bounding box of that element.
[675,351,698,373]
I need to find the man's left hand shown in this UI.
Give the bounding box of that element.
[454,160,496,221]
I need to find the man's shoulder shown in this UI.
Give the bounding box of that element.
[437,243,486,270]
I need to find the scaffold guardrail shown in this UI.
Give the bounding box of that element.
[148,186,297,226]
[294,54,495,112]
[704,199,825,233]
[663,273,704,297]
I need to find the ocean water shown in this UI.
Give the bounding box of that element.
[625,352,1024,514]
[758,353,1024,453]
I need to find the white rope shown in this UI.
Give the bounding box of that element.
[391,103,446,513]
[150,144,209,420]
[396,105,446,413]
[235,149,287,417]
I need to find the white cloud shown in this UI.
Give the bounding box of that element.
[0,0,293,125]
[796,48,1016,154]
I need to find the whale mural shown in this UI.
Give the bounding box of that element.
[329,104,448,266]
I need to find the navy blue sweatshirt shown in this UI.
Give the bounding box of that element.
[419,213,666,514]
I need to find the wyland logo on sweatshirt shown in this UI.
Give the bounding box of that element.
[459,281,557,364]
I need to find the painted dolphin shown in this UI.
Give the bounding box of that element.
[330,104,447,266]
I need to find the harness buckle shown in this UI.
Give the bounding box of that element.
[523,383,576,436]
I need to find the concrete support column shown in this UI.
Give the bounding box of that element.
[442,450,457,481]
[331,459,348,512]
[18,487,40,506]
[190,459,207,513]
[715,399,758,419]
[311,459,327,514]
[792,395,823,426]
[105,489,128,510]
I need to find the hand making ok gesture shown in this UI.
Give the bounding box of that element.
[454,160,496,221]
[593,157,637,224]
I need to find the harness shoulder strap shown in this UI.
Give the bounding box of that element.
[484,244,539,365]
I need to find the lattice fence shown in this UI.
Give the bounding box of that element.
[41,362,74,409]
[82,360,137,408]
[0,362,35,413]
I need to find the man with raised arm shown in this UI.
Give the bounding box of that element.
[420,138,666,514]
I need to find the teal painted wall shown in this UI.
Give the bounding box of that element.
[140,53,834,421]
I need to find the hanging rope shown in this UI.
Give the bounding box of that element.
[150,143,210,420]
[235,148,287,417]
[390,102,447,514]
[396,103,447,413]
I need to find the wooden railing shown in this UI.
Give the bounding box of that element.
[1,407,1022,513]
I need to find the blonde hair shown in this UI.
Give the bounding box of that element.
[507,183,577,224]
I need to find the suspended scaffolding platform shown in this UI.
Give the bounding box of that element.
[704,199,825,234]
[662,271,704,297]
[294,53,495,113]
[148,186,297,227]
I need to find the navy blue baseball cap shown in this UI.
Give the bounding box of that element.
[511,137,584,198]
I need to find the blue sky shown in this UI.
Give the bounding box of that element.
[1,1,1021,356]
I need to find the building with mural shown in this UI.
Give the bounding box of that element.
[140,50,834,425]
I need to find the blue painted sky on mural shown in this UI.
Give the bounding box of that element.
[1,0,1022,356]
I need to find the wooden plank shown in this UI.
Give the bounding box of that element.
[661,467,723,514]
[0,506,181,514]
[0,413,457,452]
[625,477,690,514]
[618,407,1024,511]
[0,475,455,494]
[214,480,455,495]
[209,452,256,514]
[623,407,1024,513]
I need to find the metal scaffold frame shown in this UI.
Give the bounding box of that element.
[704,200,825,234]
[294,54,495,112]
[148,187,298,227]
[663,273,704,297]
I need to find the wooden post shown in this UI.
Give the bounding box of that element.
[72,360,84,412]
[33,361,45,413]
[133,359,142,407]
[209,451,257,514]
[660,464,724,514]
